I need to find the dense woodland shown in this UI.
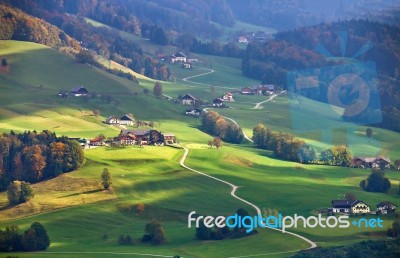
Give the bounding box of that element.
[0,131,85,191]
[0,4,79,51]
[243,20,400,132]
[0,3,172,81]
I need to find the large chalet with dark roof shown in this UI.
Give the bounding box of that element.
[119,114,135,126]
[181,94,197,105]
[71,86,88,96]
[116,130,176,146]
[171,52,187,63]
[331,199,370,214]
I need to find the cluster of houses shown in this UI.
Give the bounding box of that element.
[237,31,273,44]
[239,84,275,96]
[88,130,177,147]
[113,129,176,146]
[329,199,397,215]
[59,86,89,98]
[351,157,391,169]
[179,84,276,111]
[168,52,198,69]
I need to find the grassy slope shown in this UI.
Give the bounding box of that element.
[0,40,399,257]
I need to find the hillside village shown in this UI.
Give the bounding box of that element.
[1,1,400,257]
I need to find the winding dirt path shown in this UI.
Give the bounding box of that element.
[179,147,317,255]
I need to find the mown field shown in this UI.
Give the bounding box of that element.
[0,39,400,257]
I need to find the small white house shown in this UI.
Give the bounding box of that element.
[185,109,202,116]
[106,116,120,125]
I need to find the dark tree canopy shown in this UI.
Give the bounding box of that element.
[153,81,163,98]
[360,170,391,193]
[0,130,85,190]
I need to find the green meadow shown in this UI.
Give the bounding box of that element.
[0,40,400,257]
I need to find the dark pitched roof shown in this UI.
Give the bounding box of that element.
[213,98,223,103]
[332,199,369,208]
[352,157,391,163]
[120,114,134,121]
[241,87,253,92]
[173,51,186,58]
[332,200,353,208]
[120,130,149,136]
[71,86,88,93]
[181,94,197,100]
[377,201,397,208]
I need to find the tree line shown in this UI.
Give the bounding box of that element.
[252,124,353,166]
[0,130,84,190]
[202,111,244,144]
[0,4,80,51]
[0,222,50,252]
[175,33,243,58]
[0,3,172,81]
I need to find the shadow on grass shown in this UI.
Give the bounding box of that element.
[59,188,103,198]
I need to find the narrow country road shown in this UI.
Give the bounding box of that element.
[180,64,317,254]
[179,147,317,257]
[181,66,237,90]
[252,90,287,109]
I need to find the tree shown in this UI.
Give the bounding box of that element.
[360,169,391,193]
[195,218,212,240]
[331,145,352,167]
[207,140,214,148]
[20,181,34,203]
[213,137,222,149]
[297,144,318,164]
[142,219,165,245]
[101,168,112,190]
[153,81,163,98]
[1,58,7,66]
[0,225,23,252]
[7,181,33,205]
[387,214,400,238]
[252,124,268,148]
[394,159,400,171]
[235,208,251,233]
[366,128,373,139]
[21,222,50,251]
[320,149,333,165]
[76,49,94,64]
[22,145,46,182]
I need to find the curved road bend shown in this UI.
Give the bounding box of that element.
[179,147,317,253]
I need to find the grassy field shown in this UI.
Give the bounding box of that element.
[1,39,400,257]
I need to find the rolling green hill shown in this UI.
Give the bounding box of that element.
[1,40,400,257]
